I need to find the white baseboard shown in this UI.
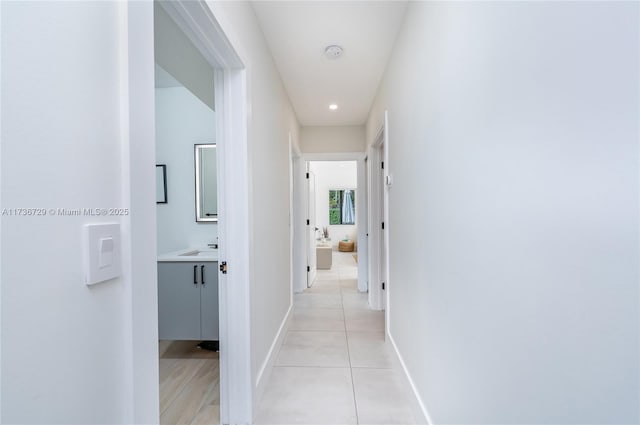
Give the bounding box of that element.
[253,304,293,412]
[387,331,434,425]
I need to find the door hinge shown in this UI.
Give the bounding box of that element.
[381,222,385,230]
[306,219,310,225]
[307,266,310,272]
[381,161,384,169]
[219,261,228,274]
[306,172,309,179]
[382,282,385,290]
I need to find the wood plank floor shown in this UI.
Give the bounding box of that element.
[159,340,220,425]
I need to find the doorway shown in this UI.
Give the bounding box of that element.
[306,167,317,287]
[293,154,368,296]
[154,2,220,422]
[305,161,358,288]
[378,141,387,311]
[366,112,389,327]
[129,1,252,423]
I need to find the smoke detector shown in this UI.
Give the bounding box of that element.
[324,45,344,59]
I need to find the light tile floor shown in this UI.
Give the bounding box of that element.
[255,251,417,425]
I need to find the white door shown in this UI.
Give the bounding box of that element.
[361,157,369,292]
[307,169,317,287]
[379,144,387,309]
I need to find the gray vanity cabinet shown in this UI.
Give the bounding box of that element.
[199,263,219,340]
[158,262,219,340]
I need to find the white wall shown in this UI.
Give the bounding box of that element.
[309,161,357,248]
[154,3,215,110]
[155,86,217,254]
[292,154,307,294]
[205,1,301,412]
[301,125,365,153]
[1,1,148,423]
[367,2,639,423]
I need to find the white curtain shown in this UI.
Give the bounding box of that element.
[341,190,355,224]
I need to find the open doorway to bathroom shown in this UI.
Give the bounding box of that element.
[129,0,250,422]
[154,3,220,423]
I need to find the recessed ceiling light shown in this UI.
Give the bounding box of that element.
[329,104,338,110]
[324,45,344,59]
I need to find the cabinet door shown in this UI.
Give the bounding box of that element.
[158,262,201,340]
[199,262,219,340]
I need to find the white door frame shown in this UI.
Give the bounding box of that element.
[289,134,303,298]
[306,168,317,287]
[367,112,390,318]
[294,153,368,293]
[125,3,158,422]
[128,2,252,424]
[357,155,369,295]
[292,147,307,294]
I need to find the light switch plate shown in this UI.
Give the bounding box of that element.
[84,223,121,285]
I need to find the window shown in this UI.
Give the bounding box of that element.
[329,189,355,225]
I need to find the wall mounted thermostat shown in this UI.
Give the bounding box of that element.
[84,223,121,285]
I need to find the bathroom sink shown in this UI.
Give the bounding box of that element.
[179,249,217,257]
[179,250,200,256]
[158,247,218,262]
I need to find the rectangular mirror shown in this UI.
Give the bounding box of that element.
[195,144,218,222]
[156,164,167,204]
[329,189,355,225]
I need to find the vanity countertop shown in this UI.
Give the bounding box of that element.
[158,247,218,262]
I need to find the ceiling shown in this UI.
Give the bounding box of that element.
[155,64,181,88]
[251,1,407,127]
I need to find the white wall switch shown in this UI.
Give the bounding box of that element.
[98,237,114,268]
[84,223,121,285]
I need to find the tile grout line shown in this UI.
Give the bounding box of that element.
[272,365,357,369]
[339,256,360,425]
[272,364,393,370]
[300,251,366,424]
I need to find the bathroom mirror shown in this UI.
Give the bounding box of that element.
[329,189,356,225]
[195,144,218,222]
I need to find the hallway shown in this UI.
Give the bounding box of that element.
[255,251,417,424]
[3,1,638,423]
